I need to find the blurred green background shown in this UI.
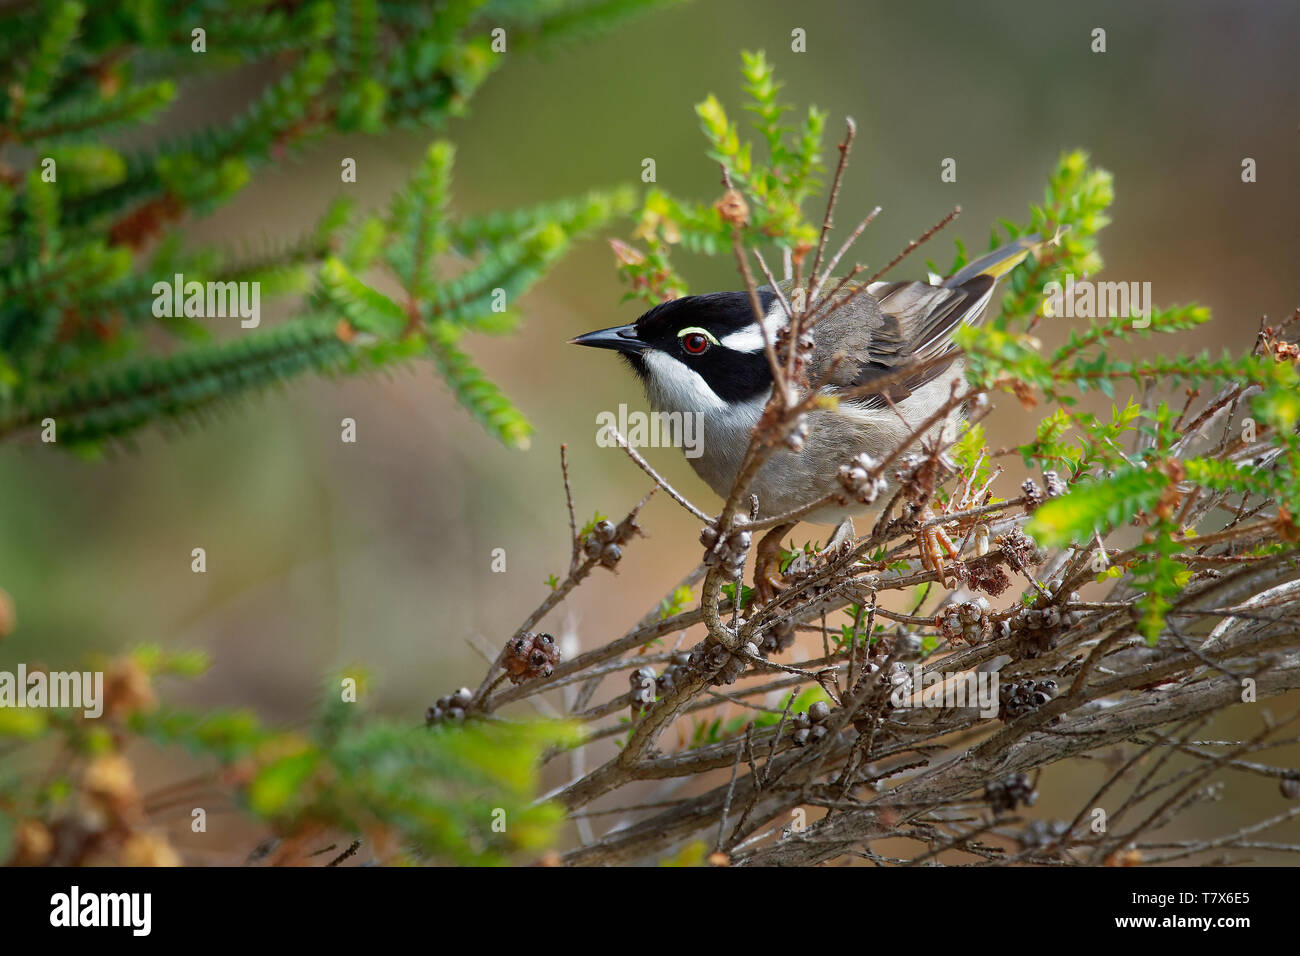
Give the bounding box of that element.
[2,0,1298,858]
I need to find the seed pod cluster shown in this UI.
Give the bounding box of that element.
[700,522,751,578]
[629,666,656,713]
[985,772,1037,815]
[999,676,1059,720]
[791,699,832,747]
[849,661,914,733]
[1045,576,1084,621]
[858,657,910,687]
[785,413,810,452]
[1021,478,1044,512]
[758,619,797,655]
[583,518,623,569]
[715,641,757,685]
[1018,819,1070,848]
[890,627,923,660]
[774,325,815,379]
[894,453,944,508]
[966,561,1011,597]
[778,539,854,618]
[879,659,914,700]
[426,686,473,726]
[1042,470,1068,499]
[655,652,692,695]
[837,452,888,505]
[1012,587,1082,658]
[681,639,753,687]
[939,597,991,645]
[998,528,1044,569]
[503,632,560,684]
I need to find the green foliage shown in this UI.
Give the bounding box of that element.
[579,511,608,537]
[615,50,825,304]
[720,581,755,610]
[1017,400,1142,473]
[949,420,1002,503]
[428,320,534,449]
[1028,385,1300,645]
[658,584,694,619]
[659,839,710,866]
[1019,339,1300,646]
[613,54,1300,658]
[234,705,579,865]
[0,0,649,451]
[0,647,579,866]
[1128,529,1191,644]
[691,685,830,745]
[1027,465,1171,546]
[923,149,1300,645]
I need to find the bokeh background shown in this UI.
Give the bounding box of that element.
[2,0,1298,860]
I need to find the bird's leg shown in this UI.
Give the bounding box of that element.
[917,506,960,586]
[919,456,1001,583]
[754,522,797,604]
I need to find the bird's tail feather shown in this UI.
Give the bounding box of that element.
[942,233,1048,288]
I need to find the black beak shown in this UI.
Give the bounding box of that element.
[569,324,645,354]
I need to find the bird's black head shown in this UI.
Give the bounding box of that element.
[570,291,777,409]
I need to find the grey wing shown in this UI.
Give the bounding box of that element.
[813,273,997,410]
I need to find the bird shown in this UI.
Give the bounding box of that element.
[571,234,1043,599]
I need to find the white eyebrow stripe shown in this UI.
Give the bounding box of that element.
[719,295,788,353]
[720,326,766,351]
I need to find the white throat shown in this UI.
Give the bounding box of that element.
[641,350,729,414]
[639,349,768,498]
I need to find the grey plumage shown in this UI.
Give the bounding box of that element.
[692,273,997,520]
[572,234,1040,523]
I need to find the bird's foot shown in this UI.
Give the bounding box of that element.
[753,522,796,605]
[754,518,856,604]
[917,508,960,586]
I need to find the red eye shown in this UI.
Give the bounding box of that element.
[681,333,710,355]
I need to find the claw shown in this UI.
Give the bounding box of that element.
[756,560,787,605]
[754,523,795,604]
[917,509,960,586]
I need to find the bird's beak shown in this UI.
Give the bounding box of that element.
[569,324,645,354]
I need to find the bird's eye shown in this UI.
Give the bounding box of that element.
[680,332,710,355]
[677,326,718,356]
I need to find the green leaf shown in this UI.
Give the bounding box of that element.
[660,840,709,866]
[388,141,454,295]
[16,1,84,114]
[0,708,47,739]
[658,584,694,619]
[720,581,755,610]
[318,257,409,337]
[427,321,533,448]
[1252,386,1300,432]
[248,748,321,816]
[1026,466,1171,547]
